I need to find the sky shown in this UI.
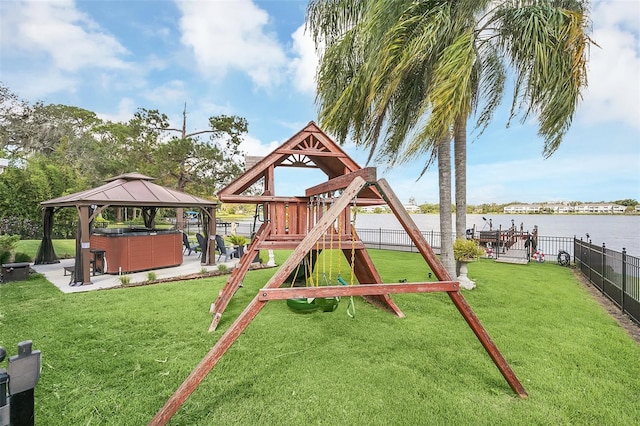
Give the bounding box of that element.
[1,0,638,205]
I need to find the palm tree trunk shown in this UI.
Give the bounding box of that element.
[438,137,455,277]
[454,116,467,241]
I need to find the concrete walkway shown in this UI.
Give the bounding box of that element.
[30,253,240,294]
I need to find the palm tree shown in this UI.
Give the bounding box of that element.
[307,0,592,277]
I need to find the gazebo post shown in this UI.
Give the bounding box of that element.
[201,207,216,266]
[79,205,92,285]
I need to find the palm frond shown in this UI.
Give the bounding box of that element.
[492,1,592,156]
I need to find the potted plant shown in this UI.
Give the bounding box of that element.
[453,238,485,290]
[228,234,247,257]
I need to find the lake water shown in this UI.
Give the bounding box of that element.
[355,214,640,256]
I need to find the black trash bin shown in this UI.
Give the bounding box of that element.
[1,262,31,283]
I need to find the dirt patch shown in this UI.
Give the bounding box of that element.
[571,268,640,345]
[115,263,276,290]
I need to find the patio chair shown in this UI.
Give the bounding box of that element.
[215,234,234,262]
[196,233,207,259]
[182,232,200,255]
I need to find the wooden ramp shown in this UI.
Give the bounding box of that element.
[496,240,529,265]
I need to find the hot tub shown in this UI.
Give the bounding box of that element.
[90,228,182,274]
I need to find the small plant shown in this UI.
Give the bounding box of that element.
[119,274,131,285]
[146,272,157,282]
[200,267,208,274]
[0,235,20,260]
[228,234,247,246]
[217,264,228,273]
[453,238,485,262]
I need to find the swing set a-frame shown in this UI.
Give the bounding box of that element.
[150,122,527,425]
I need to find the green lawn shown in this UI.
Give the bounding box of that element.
[15,239,76,260]
[1,250,639,425]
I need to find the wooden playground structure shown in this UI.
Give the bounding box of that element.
[150,123,527,425]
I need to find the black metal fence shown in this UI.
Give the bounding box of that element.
[356,228,443,253]
[355,228,575,262]
[574,239,640,325]
[227,223,639,324]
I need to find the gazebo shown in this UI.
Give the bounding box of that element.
[34,173,218,285]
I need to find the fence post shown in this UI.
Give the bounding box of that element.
[602,243,606,291]
[378,228,382,250]
[588,240,604,284]
[621,248,627,315]
[0,347,7,426]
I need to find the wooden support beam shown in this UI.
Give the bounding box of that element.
[151,296,268,425]
[217,195,309,204]
[258,282,459,301]
[256,240,367,251]
[448,291,528,398]
[374,178,528,399]
[209,221,270,331]
[276,149,348,158]
[305,167,377,197]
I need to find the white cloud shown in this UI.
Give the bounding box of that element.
[239,134,281,157]
[288,24,319,95]
[176,0,287,87]
[580,0,640,128]
[97,98,136,123]
[1,69,77,100]
[144,80,189,105]
[0,0,130,72]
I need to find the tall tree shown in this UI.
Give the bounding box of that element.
[126,105,247,228]
[307,0,592,277]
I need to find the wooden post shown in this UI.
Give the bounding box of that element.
[375,178,527,399]
[79,205,92,285]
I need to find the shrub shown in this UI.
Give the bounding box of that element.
[146,272,157,282]
[119,275,131,285]
[217,264,228,273]
[228,234,247,246]
[0,251,10,265]
[0,234,20,253]
[94,218,109,229]
[13,252,32,263]
[0,217,40,238]
[453,238,485,261]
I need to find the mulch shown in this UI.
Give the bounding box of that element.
[571,268,640,345]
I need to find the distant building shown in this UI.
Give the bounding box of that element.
[360,205,388,213]
[0,158,8,174]
[503,204,541,214]
[404,204,421,213]
[544,204,574,213]
[574,203,626,214]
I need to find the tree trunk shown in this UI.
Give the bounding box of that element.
[438,137,455,278]
[454,115,467,240]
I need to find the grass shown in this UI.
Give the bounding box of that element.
[16,239,76,259]
[1,250,639,425]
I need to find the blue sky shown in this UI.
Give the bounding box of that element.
[1,0,638,205]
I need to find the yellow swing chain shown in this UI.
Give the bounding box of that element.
[346,196,357,318]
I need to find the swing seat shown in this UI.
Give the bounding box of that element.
[286,298,319,312]
[315,297,340,312]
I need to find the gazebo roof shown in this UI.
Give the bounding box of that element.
[41,173,217,208]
